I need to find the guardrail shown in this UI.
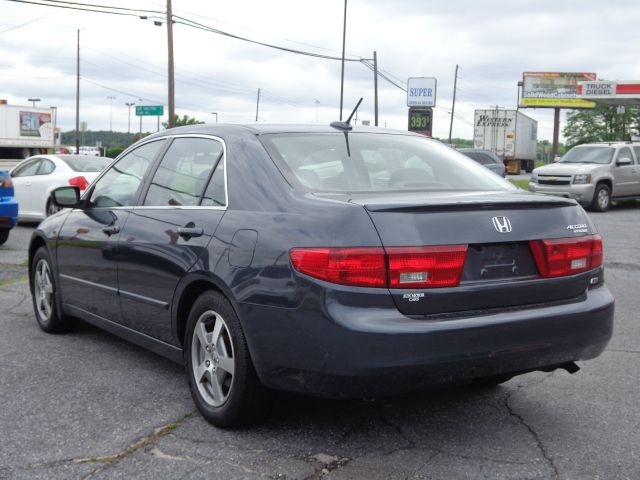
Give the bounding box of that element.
[0,160,20,171]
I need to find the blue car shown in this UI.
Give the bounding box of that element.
[0,170,18,246]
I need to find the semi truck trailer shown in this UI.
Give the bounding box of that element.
[0,102,54,159]
[473,109,537,173]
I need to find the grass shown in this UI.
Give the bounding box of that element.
[509,179,530,190]
[0,274,28,286]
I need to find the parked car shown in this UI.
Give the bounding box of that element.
[458,148,506,177]
[29,124,613,427]
[0,171,18,245]
[529,142,640,211]
[10,154,110,220]
[79,146,101,157]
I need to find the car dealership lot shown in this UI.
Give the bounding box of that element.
[1,206,639,479]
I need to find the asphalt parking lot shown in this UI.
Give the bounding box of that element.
[1,205,639,480]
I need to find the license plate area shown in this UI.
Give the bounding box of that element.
[461,242,538,282]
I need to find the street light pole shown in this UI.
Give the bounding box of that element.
[28,98,41,108]
[314,100,320,122]
[107,96,115,147]
[211,112,218,123]
[125,102,135,134]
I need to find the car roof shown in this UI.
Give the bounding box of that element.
[143,123,422,140]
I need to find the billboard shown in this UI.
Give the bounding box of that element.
[407,77,437,107]
[520,72,596,108]
[20,111,52,137]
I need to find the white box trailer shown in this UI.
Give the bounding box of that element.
[0,103,55,159]
[473,109,537,173]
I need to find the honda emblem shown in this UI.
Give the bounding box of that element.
[492,216,512,233]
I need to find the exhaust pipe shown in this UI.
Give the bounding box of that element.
[539,361,580,374]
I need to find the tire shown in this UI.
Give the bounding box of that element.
[31,247,75,333]
[184,291,271,428]
[46,197,61,217]
[471,373,514,388]
[0,229,9,246]
[20,148,31,159]
[590,183,611,212]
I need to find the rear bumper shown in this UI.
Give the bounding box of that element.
[529,182,595,205]
[240,285,614,398]
[0,198,19,229]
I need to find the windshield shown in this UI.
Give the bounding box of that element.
[262,133,512,193]
[560,146,614,165]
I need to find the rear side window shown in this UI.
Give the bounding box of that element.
[37,159,56,175]
[475,153,497,166]
[262,133,511,193]
[144,137,223,207]
[60,156,110,172]
[617,147,634,164]
[89,140,162,208]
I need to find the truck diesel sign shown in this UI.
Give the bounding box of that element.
[580,82,616,96]
[407,77,437,107]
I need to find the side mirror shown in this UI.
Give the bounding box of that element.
[616,157,633,166]
[52,186,81,208]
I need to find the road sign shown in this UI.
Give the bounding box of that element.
[407,107,433,136]
[136,105,164,116]
[407,77,437,107]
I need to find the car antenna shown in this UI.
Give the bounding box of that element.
[330,97,363,131]
[331,98,363,157]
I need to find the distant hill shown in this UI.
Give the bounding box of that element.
[60,130,150,148]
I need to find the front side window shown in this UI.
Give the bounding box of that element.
[262,133,510,193]
[89,140,163,208]
[12,159,41,177]
[144,137,223,207]
[616,147,634,164]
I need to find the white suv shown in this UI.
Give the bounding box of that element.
[529,142,640,212]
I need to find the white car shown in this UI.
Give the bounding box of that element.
[10,155,111,220]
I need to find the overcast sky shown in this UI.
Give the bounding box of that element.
[2,0,639,141]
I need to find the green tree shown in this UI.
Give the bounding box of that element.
[162,114,205,129]
[563,105,640,148]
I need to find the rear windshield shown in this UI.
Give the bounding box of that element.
[560,147,614,165]
[262,133,511,193]
[59,155,110,172]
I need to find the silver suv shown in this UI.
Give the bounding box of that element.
[529,142,640,211]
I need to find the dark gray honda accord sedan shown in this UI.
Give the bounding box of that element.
[28,123,614,427]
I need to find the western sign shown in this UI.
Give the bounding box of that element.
[407,77,437,107]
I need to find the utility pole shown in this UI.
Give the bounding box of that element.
[125,102,135,134]
[75,29,80,153]
[552,107,560,159]
[448,64,459,146]
[373,51,378,126]
[339,0,347,120]
[255,88,261,121]
[167,0,175,128]
[314,100,320,122]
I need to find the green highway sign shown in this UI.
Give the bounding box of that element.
[135,105,164,116]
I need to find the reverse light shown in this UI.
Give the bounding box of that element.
[290,245,468,289]
[387,245,468,288]
[68,175,89,191]
[529,234,603,278]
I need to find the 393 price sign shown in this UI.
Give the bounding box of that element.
[407,107,433,136]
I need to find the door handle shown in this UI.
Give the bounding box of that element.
[177,225,203,240]
[102,225,120,236]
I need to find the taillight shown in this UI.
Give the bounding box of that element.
[289,247,387,287]
[68,176,89,190]
[0,177,12,187]
[529,234,603,278]
[289,245,468,289]
[387,245,468,288]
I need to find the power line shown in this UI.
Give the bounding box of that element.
[0,11,54,34]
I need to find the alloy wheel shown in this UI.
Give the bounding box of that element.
[34,259,54,322]
[191,310,235,407]
[597,188,610,210]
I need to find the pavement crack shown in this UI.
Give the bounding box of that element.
[302,453,351,480]
[503,375,559,479]
[605,348,640,355]
[72,411,194,478]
